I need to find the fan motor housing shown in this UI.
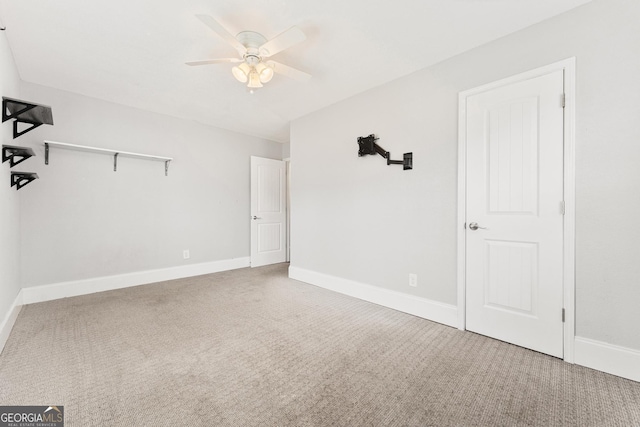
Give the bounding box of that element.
[236,31,267,49]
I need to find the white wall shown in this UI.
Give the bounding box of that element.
[291,0,640,351]
[282,142,291,160]
[17,83,282,287]
[0,30,22,327]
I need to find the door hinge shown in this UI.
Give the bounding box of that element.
[560,201,566,215]
[562,308,565,323]
[561,93,566,108]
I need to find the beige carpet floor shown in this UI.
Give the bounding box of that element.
[1,263,639,426]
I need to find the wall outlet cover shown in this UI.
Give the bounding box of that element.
[409,273,418,287]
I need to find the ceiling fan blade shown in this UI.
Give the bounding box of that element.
[186,58,242,66]
[195,14,245,55]
[267,61,311,82]
[259,26,306,57]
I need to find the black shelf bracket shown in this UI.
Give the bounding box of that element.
[10,172,39,190]
[2,145,36,168]
[2,97,54,139]
[357,134,412,170]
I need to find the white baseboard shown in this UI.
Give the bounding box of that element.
[21,257,250,305]
[288,266,458,328]
[0,290,24,355]
[574,336,640,382]
[10,261,639,383]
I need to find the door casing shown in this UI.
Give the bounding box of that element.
[457,58,576,362]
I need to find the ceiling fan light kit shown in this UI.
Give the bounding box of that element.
[247,70,263,89]
[231,63,250,82]
[232,61,274,87]
[187,15,311,91]
[255,62,274,83]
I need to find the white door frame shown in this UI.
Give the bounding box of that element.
[285,157,291,262]
[457,58,576,362]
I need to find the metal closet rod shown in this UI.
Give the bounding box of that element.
[43,140,173,176]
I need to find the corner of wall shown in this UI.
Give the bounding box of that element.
[0,290,23,355]
[0,22,24,355]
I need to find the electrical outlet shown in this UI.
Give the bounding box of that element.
[183,250,190,259]
[409,273,418,287]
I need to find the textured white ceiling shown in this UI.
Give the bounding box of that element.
[0,0,592,142]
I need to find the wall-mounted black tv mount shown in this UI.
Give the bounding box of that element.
[357,134,412,170]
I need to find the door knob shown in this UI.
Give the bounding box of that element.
[468,222,487,231]
[252,216,262,220]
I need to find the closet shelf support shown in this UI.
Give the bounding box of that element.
[2,97,54,139]
[2,145,36,168]
[11,172,39,190]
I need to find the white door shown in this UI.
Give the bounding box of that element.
[465,70,565,357]
[250,156,287,267]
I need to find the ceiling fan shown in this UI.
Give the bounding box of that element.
[186,15,311,91]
